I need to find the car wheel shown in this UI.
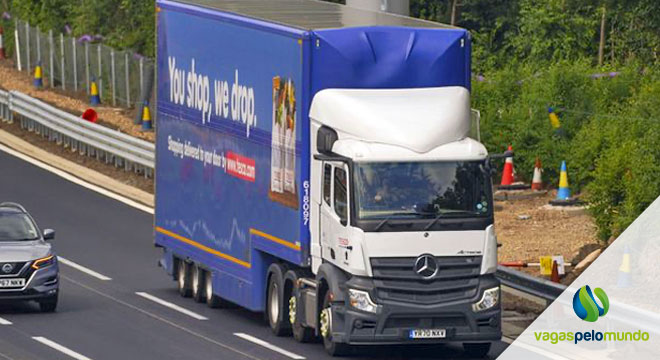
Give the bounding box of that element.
[192,264,205,303]
[320,292,350,356]
[463,343,491,358]
[39,293,58,313]
[177,260,192,297]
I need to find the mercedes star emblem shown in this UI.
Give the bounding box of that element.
[1,263,13,274]
[414,254,438,279]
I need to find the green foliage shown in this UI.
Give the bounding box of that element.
[475,63,660,241]
[6,0,154,57]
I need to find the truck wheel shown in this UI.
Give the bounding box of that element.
[267,269,291,336]
[289,294,314,343]
[177,260,192,298]
[204,271,232,308]
[191,264,205,303]
[320,293,350,356]
[463,343,491,358]
[39,293,58,313]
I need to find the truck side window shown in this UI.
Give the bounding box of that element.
[334,167,348,224]
[323,164,332,206]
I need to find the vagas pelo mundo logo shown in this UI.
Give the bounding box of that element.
[534,285,650,344]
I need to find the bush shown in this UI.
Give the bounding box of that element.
[475,63,660,241]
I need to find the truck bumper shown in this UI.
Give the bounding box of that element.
[331,274,501,345]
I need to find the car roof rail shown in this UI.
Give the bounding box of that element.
[0,202,27,213]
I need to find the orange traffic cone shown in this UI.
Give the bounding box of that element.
[500,145,514,186]
[531,157,543,190]
[550,260,560,283]
[0,26,6,60]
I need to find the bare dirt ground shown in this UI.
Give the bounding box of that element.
[495,191,600,272]
[0,61,154,143]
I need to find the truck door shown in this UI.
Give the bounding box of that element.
[320,162,352,268]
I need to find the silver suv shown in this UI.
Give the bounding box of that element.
[0,202,59,312]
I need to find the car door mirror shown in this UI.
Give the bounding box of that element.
[43,229,55,240]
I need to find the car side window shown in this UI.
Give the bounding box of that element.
[334,167,348,224]
[323,164,332,206]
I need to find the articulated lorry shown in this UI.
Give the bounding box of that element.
[155,0,501,356]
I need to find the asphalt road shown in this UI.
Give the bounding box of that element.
[0,148,510,360]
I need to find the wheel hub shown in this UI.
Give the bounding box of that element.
[320,307,332,339]
[269,283,280,322]
[288,296,296,325]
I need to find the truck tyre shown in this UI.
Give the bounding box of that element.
[177,260,192,298]
[266,266,291,336]
[463,343,491,358]
[204,270,233,308]
[290,292,314,343]
[39,293,58,313]
[320,292,350,356]
[191,264,205,303]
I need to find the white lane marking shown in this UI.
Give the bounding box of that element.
[234,333,305,360]
[135,292,208,321]
[0,144,153,214]
[58,257,112,281]
[32,336,93,360]
[0,317,12,325]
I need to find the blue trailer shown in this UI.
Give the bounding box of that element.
[155,0,500,356]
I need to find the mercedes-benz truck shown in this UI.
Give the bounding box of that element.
[155,0,501,356]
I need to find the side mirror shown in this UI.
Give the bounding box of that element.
[43,229,55,240]
[317,126,338,154]
[485,150,514,175]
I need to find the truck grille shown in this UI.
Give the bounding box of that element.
[0,262,28,277]
[370,256,481,305]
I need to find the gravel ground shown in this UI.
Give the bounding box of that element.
[0,61,154,143]
[495,191,600,268]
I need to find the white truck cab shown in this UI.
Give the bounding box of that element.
[302,86,500,356]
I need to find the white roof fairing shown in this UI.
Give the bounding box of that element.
[309,87,472,154]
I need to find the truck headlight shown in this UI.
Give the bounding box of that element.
[472,287,499,312]
[348,289,379,314]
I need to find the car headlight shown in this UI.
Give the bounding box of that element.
[32,255,56,270]
[348,289,380,314]
[472,286,499,312]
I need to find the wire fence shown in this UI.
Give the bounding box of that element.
[13,19,155,110]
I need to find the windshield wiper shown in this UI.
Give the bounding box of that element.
[373,212,418,232]
[423,210,476,231]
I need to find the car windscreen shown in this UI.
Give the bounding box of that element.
[0,213,40,241]
[355,161,490,220]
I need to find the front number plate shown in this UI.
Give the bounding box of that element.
[0,278,25,288]
[409,329,446,339]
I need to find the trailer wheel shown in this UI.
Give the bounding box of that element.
[177,260,192,297]
[204,271,232,308]
[463,343,491,358]
[320,292,350,356]
[266,265,291,336]
[191,264,205,303]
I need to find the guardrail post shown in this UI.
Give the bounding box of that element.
[49,30,54,88]
[111,50,116,106]
[97,45,103,99]
[85,41,90,95]
[125,52,130,107]
[25,22,30,74]
[60,33,65,90]
[72,37,78,92]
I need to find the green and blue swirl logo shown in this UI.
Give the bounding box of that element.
[573,285,610,322]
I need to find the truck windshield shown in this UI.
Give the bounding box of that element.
[355,161,490,220]
[0,213,40,241]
